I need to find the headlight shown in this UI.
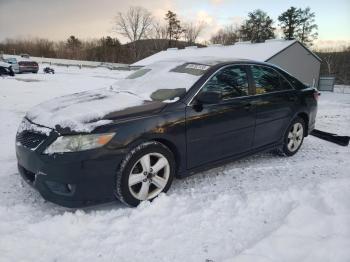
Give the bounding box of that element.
[44,133,115,154]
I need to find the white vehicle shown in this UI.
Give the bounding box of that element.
[3,57,20,73]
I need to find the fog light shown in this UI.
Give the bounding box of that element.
[45,181,75,195]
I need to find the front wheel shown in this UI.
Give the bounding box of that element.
[115,141,175,207]
[280,117,305,156]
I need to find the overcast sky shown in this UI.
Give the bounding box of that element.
[0,0,349,47]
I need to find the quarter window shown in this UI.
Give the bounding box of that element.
[200,66,249,100]
[251,66,292,94]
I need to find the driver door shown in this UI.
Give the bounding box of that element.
[185,65,256,169]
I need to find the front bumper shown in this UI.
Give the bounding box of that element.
[16,142,124,208]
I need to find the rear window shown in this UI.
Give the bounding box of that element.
[277,69,308,90]
[19,61,38,66]
[251,66,293,94]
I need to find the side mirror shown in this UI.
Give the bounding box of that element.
[195,91,222,105]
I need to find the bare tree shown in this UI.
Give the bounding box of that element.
[114,6,153,58]
[147,21,169,50]
[183,22,206,45]
[115,6,153,42]
[151,21,168,39]
[210,25,239,45]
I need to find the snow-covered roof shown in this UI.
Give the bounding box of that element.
[132,39,300,67]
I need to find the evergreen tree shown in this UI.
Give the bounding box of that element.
[297,7,318,46]
[239,9,275,43]
[278,6,318,45]
[165,11,184,47]
[66,35,81,51]
[66,35,82,59]
[278,6,302,40]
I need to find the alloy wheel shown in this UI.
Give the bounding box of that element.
[128,153,170,201]
[287,122,304,152]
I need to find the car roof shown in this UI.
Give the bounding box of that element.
[148,57,272,68]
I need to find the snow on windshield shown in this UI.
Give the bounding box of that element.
[112,61,210,101]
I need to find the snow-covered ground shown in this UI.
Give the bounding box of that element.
[0,67,349,262]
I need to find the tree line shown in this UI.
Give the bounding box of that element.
[0,6,319,63]
[1,6,349,84]
[316,46,350,85]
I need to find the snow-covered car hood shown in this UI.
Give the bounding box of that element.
[25,60,211,133]
[25,88,162,133]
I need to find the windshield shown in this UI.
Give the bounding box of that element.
[6,58,17,64]
[112,61,211,102]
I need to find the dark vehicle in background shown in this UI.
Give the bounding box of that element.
[43,67,55,74]
[15,59,318,208]
[18,60,39,73]
[0,61,15,76]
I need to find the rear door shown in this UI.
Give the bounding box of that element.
[249,65,297,148]
[185,65,256,169]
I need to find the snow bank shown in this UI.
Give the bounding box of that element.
[3,54,129,69]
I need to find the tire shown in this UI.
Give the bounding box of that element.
[115,141,175,207]
[278,117,305,156]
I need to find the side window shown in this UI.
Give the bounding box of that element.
[279,70,307,90]
[200,66,249,100]
[251,66,292,94]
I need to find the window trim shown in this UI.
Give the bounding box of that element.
[249,64,295,95]
[188,64,251,105]
[187,63,296,106]
[202,65,251,101]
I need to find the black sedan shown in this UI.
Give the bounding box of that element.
[16,59,318,207]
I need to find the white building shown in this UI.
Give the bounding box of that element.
[132,40,321,87]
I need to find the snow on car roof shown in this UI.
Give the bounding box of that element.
[132,39,297,67]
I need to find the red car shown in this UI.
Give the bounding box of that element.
[18,60,39,73]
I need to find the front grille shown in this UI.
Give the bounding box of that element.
[16,131,48,149]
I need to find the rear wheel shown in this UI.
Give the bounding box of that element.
[115,141,175,207]
[279,117,305,156]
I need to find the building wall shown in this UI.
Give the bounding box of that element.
[267,42,321,87]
